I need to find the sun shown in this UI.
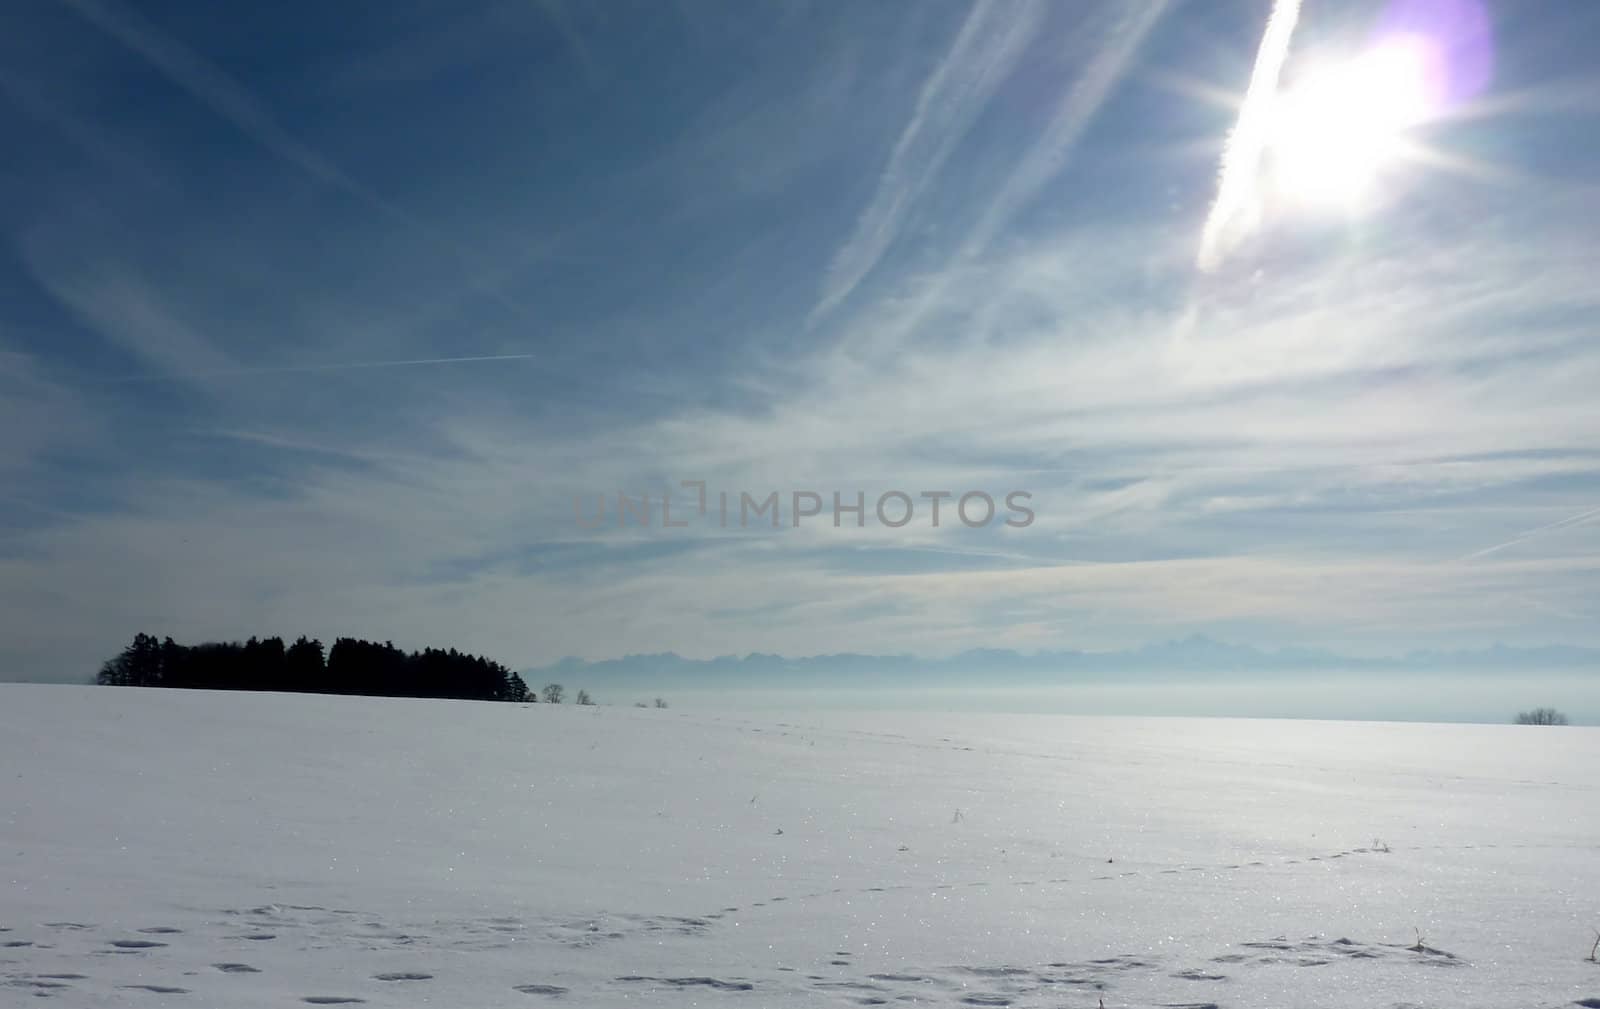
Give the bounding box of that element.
[1265,36,1443,211]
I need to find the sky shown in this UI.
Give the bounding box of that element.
[2,0,1598,684]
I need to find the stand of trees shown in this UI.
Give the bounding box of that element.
[97,633,531,703]
[1514,707,1569,725]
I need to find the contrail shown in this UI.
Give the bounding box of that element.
[810,0,1046,323]
[53,0,541,321]
[105,353,537,384]
[1459,504,1600,561]
[1196,0,1303,272]
[963,2,1170,258]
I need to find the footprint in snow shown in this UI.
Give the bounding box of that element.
[869,973,929,983]
[616,976,754,992]
[118,985,191,994]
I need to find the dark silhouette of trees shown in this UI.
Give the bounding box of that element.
[96,632,527,703]
[507,672,531,703]
[576,689,593,706]
[95,632,168,686]
[285,636,326,693]
[97,632,160,686]
[1515,707,1569,725]
[542,683,564,704]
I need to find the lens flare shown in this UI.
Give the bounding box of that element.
[1266,35,1443,209]
[1197,0,1495,266]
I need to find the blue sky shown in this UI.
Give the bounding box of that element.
[2,0,1598,682]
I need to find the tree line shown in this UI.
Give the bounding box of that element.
[96,632,533,703]
[1514,707,1569,725]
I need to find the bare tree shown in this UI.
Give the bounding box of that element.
[653,697,669,709]
[542,683,564,704]
[1514,707,1569,725]
[576,689,593,706]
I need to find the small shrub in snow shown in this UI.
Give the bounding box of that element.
[1514,707,1568,725]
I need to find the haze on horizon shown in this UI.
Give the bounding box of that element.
[2,0,1597,718]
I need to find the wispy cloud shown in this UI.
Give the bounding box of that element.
[811,0,1046,320]
[17,184,1596,675]
[0,348,96,480]
[963,2,1171,256]
[1196,0,1302,272]
[55,0,362,191]
[53,0,542,321]
[1460,504,1600,561]
[104,353,538,385]
[3,0,1598,685]
[20,247,236,379]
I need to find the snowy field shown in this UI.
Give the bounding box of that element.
[2,684,1598,1008]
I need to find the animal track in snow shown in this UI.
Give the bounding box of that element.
[616,975,755,991]
[119,984,191,993]
[688,843,1395,929]
[790,934,1468,1009]
[1229,935,1463,969]
[9,978,74,993]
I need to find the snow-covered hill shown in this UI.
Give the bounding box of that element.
[2,684,1597,1007]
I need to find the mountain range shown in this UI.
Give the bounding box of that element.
[524,636,1600,691]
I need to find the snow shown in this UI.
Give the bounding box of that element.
[2,682,1598,1008]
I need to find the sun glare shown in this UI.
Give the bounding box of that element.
[1266,36,1442,211]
